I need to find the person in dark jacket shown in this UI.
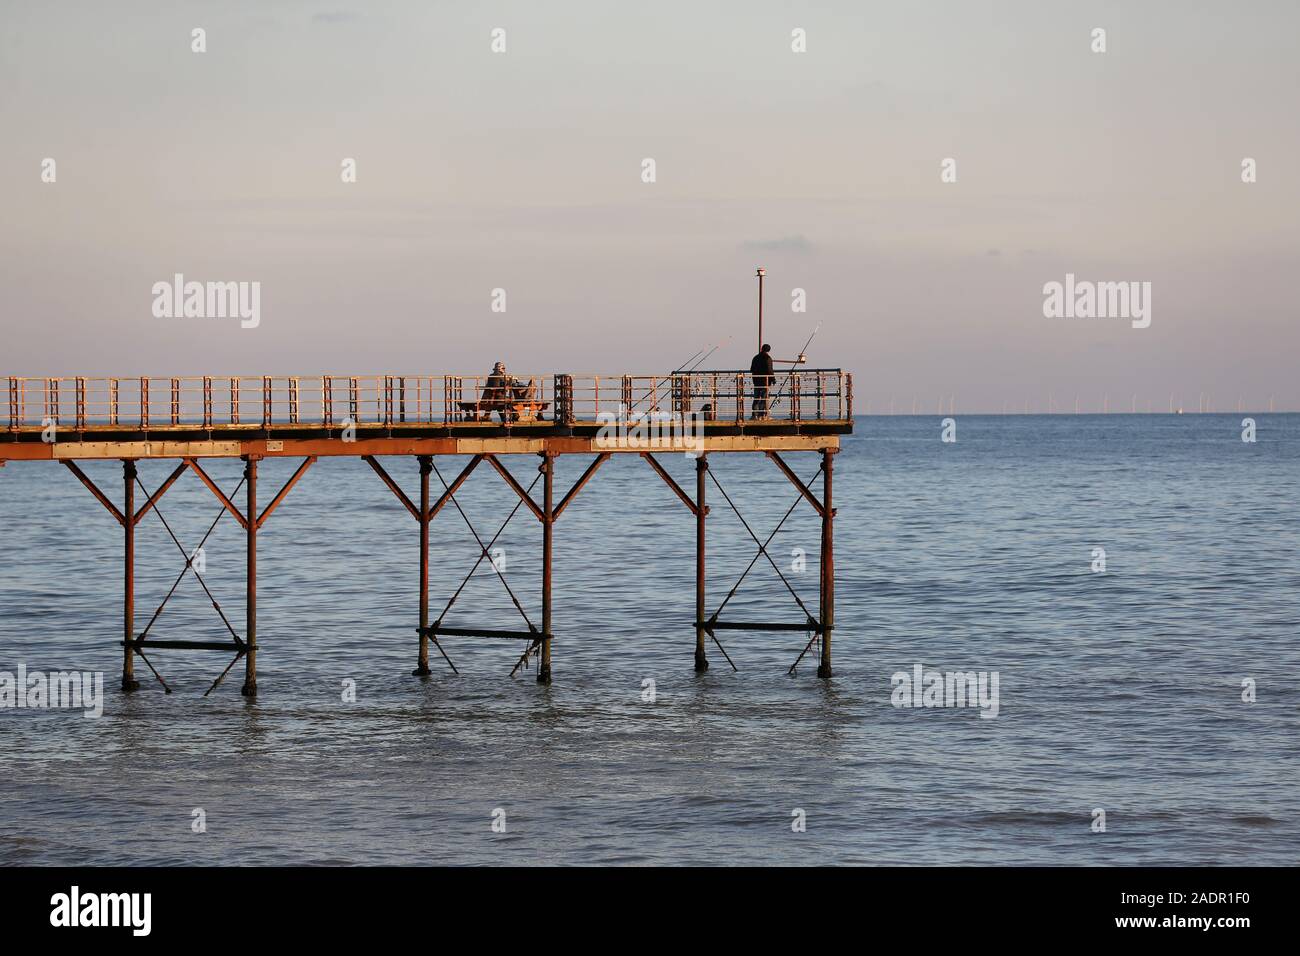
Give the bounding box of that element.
[750,344,775,417]
[482,361,511,423]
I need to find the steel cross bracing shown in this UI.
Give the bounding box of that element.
[60,455,315,695]
[31,443,836,695]
[639,449,836,676]
[364,452,613,684]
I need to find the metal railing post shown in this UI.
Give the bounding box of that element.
[554,373,575,426]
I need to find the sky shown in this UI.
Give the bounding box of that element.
[1,0,1297,412]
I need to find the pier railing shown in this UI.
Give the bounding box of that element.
[566,369,851,423]
[4,370,851,431]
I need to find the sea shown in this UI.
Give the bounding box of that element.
[1,413,1297,865]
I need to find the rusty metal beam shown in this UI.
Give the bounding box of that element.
[818,448,835,679]
[427,626,539,640]
[553,452,610,520]
[132,461,188,526]
[243,456,258,696]
[695,455,708,672]
[363,455,419,521]
[765,450,827,518]
[205,651,243,697]
[61,460,125,525]
[699,622,738,672]
[415,456,432,677]
[640,452,698,516]
[184,458,249,531]
[538,452,554,683]
[705,620,823,632]
[122,460,139,691]
[509,637,543,678]
[131,647,170,693]
[257,455,316,529]
[412,457,459,675]
[0,433,843,462]
[428,454,482,520]
[123,639,247,652]
[484,454,544,522]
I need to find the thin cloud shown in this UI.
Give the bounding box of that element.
[740,235,814,254]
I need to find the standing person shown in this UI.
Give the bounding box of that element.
[750,343,774,418]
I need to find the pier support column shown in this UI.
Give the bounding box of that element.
[242,456,258,697]
[122,459,139,692]
[694,454,709,671]
[413,455,432,676]
[538,452,554,684]
[818,448,835,679]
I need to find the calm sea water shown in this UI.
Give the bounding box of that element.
[1,414,1297,865]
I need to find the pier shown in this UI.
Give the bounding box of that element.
[1,370,852,696]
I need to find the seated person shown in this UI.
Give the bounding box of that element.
[512,376,538,403]
[481,361,511,422]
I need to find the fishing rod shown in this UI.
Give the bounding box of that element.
[683,335,732,374]
[681,347,717,375]
[673,345,707,375]
[795,321,821,361]
[766,322,823,414]
[619,336,732,418]
[615,341,706,419]
[672,335,732,375]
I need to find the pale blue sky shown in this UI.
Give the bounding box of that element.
[2,0,1297,411]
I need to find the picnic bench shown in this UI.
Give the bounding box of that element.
[456,399,550,423]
